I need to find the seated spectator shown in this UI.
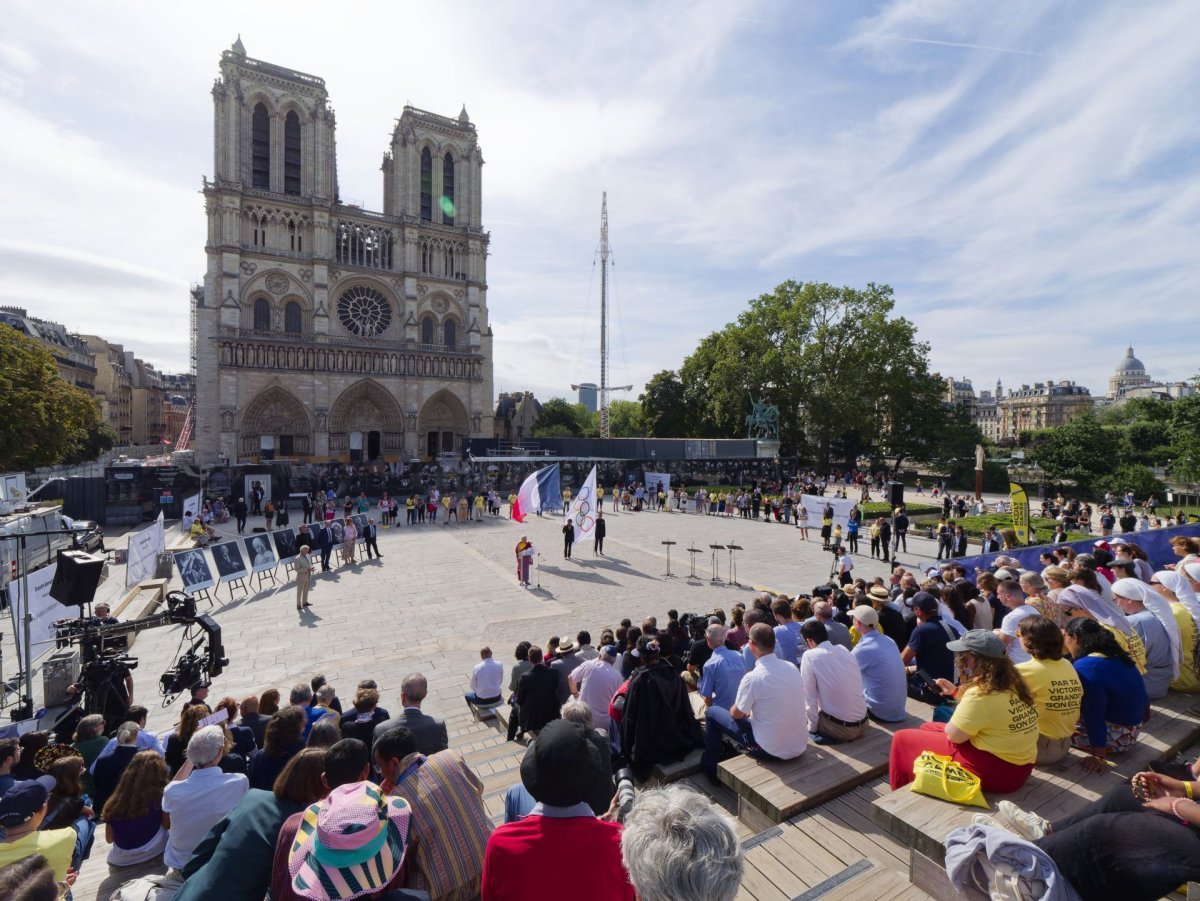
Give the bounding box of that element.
[620,785,743,901]
[811,601,853,650]
[465,646,505,709]
[850,606,908,723]
[901,592,958,704]
[248,706,307,791]
[287,683,327,741]
[70,715,109,795]
[165,705,210,775]
[269,739,375,901]
[311,674,343,714]
[699,624,747,713]
[35,750,95,869]
[340,687,389,745]
[622,637,704,780]
[182,679,212,713]
[482,720,634,900]
[505,643,534,742]
[260,687,282,716]
[889,630,1038,794]
[0,853,62,899]
[92,706,166,772]
[726,606,749,650]
[371,673,448,755]
[374,725,492,900]
[12,732,50,781]
[1014,616,1084,766]
[1154,571,1200,692]
[550,639,584,705]
[1060,582,1148,674]
[0,739,20,797]
[162,725,250,874]
[102,749,169,866]
[514,647,561,741]
[800,621,869,742]
[174,747,329,901]
[1066,617,1150,772]
[211,696,256,766]
[570,644,625,734]
[306,718,342,749]
[867,585,907,650]
[994,580,1039,665]
[621,626,643,678]
[1112,577,1179,700]
[239,694,271,748]
[703,624,808,781]
[503,699,616,823]
[771,598,803,665]
[0,777,77,882]
[92,721,141,815]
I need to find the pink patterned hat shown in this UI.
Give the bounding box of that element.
[288,781,412,900]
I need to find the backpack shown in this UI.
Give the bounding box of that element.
[109,873,184,901]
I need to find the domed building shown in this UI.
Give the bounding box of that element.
[1108,346,1152,398]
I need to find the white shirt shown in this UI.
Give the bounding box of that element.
[161,766,249,869]
[999,604,1040,664]
[800,641,868,732]
[574,657,625,729]
[734,654,808,760]
[470,657,504,699]
[838,554,854,573]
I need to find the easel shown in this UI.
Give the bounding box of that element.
[661,540,676,578]
[253,567,278,592]
[686,544,702,580]
[709,544,725,585]
[726,543,743,587]
[190,587,214,608]
[282,560,296,578]
[224,577,247,601]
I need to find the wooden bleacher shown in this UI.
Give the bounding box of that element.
[718,699,929,828]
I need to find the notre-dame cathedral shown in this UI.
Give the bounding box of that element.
[194,38,494,464]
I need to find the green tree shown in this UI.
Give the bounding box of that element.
[1027,415,1121,493]
[0,325,104,470]
[876,374,983,476]
[1094,464,1167,501]
[639,371,689,437]
[63,420,118,465]
[532,397,584,437]
[605,400,644,437]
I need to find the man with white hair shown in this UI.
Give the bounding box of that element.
[698,623,746,713]
[810,601,852,650]
[620,785,743,901]
[161,724,249,874]
[995,580,1038,665]
[570,643,625,734]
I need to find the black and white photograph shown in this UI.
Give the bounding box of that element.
[351,513,368,534]
[330,519,345,546]
[211,541,248,581]
[243,534,278,572]
[173,549,216,593]
[273,527,299,562]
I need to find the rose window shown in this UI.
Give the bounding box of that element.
[337,286,392,337]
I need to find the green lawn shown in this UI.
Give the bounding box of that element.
[924,513,1090,543]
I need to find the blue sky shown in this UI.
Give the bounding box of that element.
[0,0,1196,404]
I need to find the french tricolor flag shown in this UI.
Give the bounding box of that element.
[512,464,561,523]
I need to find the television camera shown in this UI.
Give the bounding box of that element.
[54,590,228,727]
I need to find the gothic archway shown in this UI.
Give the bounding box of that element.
[328,379,405,460]
[239,387,312,458]
[418,390,469,457]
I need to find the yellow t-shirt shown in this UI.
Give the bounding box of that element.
[1015,657,1084,739]
[1171,603,1200,693]
[949,686,1039,765]
[1106,625,1147,675]
[0,827,75,881]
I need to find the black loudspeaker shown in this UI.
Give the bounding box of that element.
[888,481,905,508]
[49,550,106,608]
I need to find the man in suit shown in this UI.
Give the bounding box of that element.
[514,647,560,741]
[293,545,314,611]
[362,518,382,560]
[316,522,334,572]
[594,512,606,556]
[371,673,448,755]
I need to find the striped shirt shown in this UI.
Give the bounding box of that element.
[392,750,493,901]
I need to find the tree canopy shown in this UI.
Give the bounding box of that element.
[0,325,105,471]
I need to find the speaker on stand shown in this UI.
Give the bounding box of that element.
[49,550,106,609]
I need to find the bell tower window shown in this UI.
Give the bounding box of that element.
[441,153,455,225]
[284,112,302,195]
[253,297,271,332]
[421,316,434,345]
[252,103,270,190]
[420,148,432,221]
[443,319,456,348]
[284,301,303,334]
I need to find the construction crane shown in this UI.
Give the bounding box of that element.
[580,193,633,438]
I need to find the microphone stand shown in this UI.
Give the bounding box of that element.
[536,553,542,590]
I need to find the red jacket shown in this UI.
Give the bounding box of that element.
[481,815,633,900]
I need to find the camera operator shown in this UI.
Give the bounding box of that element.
[90,603,118,626]
[66,653,134,734]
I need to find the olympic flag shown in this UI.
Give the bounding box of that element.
[565,465,599,545]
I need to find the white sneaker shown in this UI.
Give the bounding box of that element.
[996,800,1049,841]
[970,813,1006,831]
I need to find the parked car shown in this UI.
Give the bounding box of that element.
[62,515,105,553]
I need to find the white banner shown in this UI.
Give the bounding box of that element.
[10,563,62,673]
[126,512,165,588]
[181,493,201,533]
[643,471,672,500]
[565,465,598,545]
[800,494,857,532]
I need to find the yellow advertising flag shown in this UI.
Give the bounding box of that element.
[1009,482,1030,547]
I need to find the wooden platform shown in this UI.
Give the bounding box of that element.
[871,691,1200,865]
[718,700,928,827]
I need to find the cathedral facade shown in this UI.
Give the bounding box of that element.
[194,39,494,464]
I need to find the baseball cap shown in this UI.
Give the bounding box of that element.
[191,679,212,692]
[993,569,1015,581]
[851,605,879,626]
[946,630,1008,659]
[912,592,939,615]
[0,776,56,827]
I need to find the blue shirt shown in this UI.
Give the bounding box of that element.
[1073,654,1149,749]
[774,622,803,665]
[852,630,908,722]
[699,646,747,711]
[906,619,956,683]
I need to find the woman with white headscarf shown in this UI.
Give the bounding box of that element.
[1056,584,1147,675]
[1111,578,1179,699]
[1152,571,1200,692]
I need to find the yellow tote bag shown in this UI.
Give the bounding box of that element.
[910,751,988,808]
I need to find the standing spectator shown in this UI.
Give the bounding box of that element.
[562,518,575,558]
[362,518,382,560]
[248,706,306,791]
[293,545,314,611]
[316,521,334,572]
[800,622,869,743]
[341,517,358,564]
[594,511,606,555]
[702,624,808,781]
[371,673,448,755]
[232,497,248,534]
[376,727,492,901]
[851,606,908,723]
[465,647,505,709]
[514,647,561,741]
[893,507,909,556]
[102,750,169,866]
[482,721,633,900]
[162,725,250,874]
[622,637,704,780]
[505,643,533,742]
